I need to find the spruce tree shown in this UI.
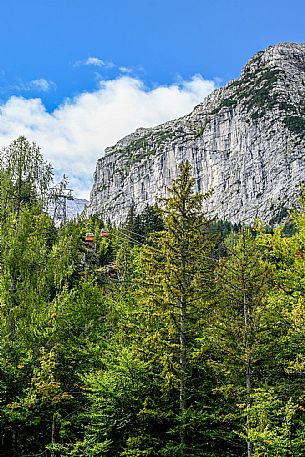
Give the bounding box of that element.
[134,161,215,455]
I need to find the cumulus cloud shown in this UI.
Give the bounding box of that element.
[0,75,217,199]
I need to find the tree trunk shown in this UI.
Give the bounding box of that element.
[180,297,187,456]
[244,288,252,457]
[12,429,17,457]
[51,412,56,457]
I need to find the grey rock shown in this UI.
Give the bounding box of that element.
[48,198,88,225]
[66,198,89,220]
[86,42,305,225]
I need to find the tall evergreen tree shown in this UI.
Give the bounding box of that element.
[217,229,271,454]
[244,205,305,455]
[0,137,55,455]
[0,136,52,222]
[132,161,216,455]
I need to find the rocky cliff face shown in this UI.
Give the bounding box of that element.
[48,198,88,225]
[86,43,305,225]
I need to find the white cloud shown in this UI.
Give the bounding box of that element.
[85,57,107,67]
[0,75,217,199]
[30,79,56,92]
[8,78,57,93]
[119,66,133,74]
[75,57,114,68]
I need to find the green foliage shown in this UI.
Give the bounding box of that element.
[212,68,284,119]
[246,389,305,456]
[132,162,217,455]
[124,204,164,245]
[4,137,305,456]
[284,115,305,136]
[114,134,160,176]
[210,219,241,239]
[209,228,274,453]
[268,205,289,226]
[210,97,239,115]
[0,136,52,215]
[194,121,208,138]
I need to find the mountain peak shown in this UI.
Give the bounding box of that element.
[243,42,305,76]
[86,44,305,225]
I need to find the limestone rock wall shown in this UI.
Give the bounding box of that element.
[86,43,305,225]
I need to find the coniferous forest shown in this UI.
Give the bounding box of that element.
[2,137,305,457]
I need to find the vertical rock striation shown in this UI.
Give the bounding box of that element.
[86,43,305,224]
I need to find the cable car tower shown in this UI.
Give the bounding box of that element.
[48,175,74,225]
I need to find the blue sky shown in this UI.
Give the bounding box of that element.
[0,0,304,197]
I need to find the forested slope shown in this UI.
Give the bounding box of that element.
[1,138,305,456]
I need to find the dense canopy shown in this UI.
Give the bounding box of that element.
[1,139,305,456]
